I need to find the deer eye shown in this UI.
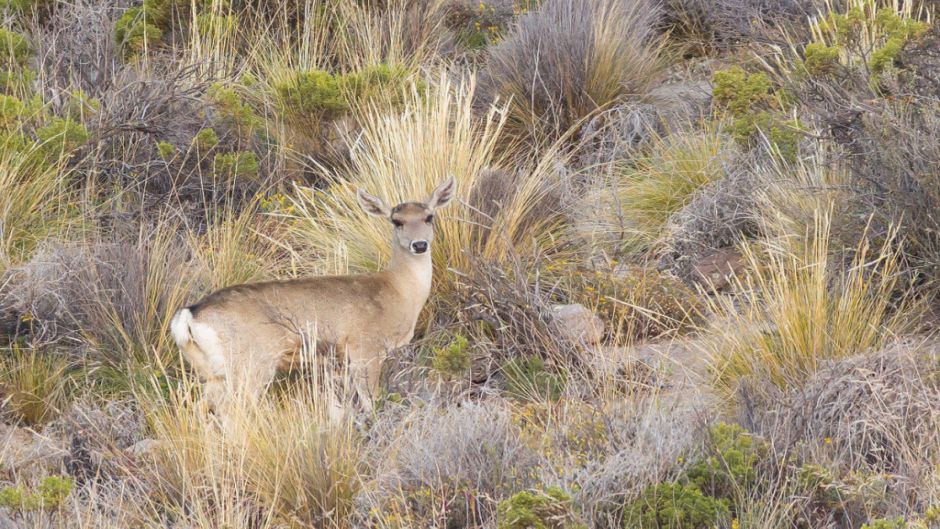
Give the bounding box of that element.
[392,219,404,228]
[425,215,434,223]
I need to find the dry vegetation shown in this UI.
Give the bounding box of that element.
[0,0,938,528]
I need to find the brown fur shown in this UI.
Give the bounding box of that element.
[170,178,456,414]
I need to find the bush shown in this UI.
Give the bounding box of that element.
[685,423,768,501]
[712,66,801,160]
[481,0,663,145]
[0,28,34,94]
[113,0,173,59]
[208,82,262,141]
[274,63,416,125]
[497,487,586,529]
[193,127,219,153]
[806,0,929,87]
[0,28,31,67]
[0,475,73,511]
[431,333,471,378]
[622,482,730,529]
[36,117,89,160]
[213,150,259,181]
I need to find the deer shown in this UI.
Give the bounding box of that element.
[169,177,456,415]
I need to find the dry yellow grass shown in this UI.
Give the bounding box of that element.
[702,211,910,400]
[283,73,569,280]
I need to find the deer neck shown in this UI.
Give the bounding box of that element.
[386,243,433,306]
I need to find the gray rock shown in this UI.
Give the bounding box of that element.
[550,304,605,345]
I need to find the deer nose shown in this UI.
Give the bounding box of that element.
[411,240,429,254]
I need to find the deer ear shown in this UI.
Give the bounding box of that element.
[357,188,391,217]
[426,176,456,211]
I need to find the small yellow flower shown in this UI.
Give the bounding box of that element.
[824,437,832,444]
[732,518,740,529]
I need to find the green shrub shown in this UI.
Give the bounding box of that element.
[274,63,417,124]
[498,487,585,529]
[0,28,31,67]
[193,127,219,152]
[809,0,929,88]
[114,0,173,59]
[502,357,564,402]
[339,63,419,109]
[803,42,840,76]
[274,69,346,122]
[431,333,471,378]
[208,82,261,140]
[157,140,175,160]
[712,67,773,116]
[213,150,259,180]
[36,117,89,160]
[685,422,768,501]
[0,475,73,512]
[712,66,801,161]
[0,28,33,94]
[622,483,729,529]
[0,94,25,129]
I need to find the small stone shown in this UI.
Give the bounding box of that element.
[126,438,163,460]
[550,304,605,345]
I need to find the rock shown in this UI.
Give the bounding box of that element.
[647,80,713,123]
[551,304,605,345]
[690,248,746,292]
[0,423,65,477]
[126,438,163,460]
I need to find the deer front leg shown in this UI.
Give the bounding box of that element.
[348,349,384,413]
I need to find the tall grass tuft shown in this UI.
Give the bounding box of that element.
[618,127,731,250]
[285,74,569,282]
[142,367,362,528]
[0,345,72,426]
[0,140,74,269]
[702,211,910,402]
[481,0,664,145]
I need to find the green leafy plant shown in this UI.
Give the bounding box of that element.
[193,127,219,153]
[157,140,175,160]
[431,333,471,378]
[497,487,586,529]
[0,475,74,512]
[208,82,262,140]
[0,28,34,94]
[212,150,259,180]
[685,422,768,501]
[622,482,730,529]
[113,0,173,59]
[274,69,346,122]
[712,66,801,161]
[808,0,929,83]
[274,63,416,124]
[36,117,89,160]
